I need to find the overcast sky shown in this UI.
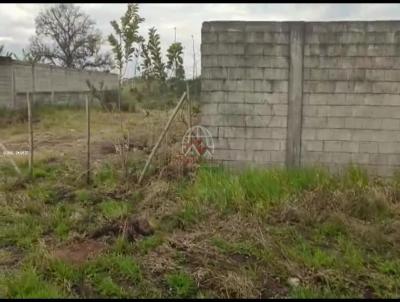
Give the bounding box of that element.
[1,3,400,78]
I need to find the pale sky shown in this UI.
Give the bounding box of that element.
[1,3,400,78]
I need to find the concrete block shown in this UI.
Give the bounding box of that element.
[316,129,352,140]
[384,70,400,82]
[244,92,287,104]
[218,32,244,43]
[326,117,345,128]
[218,103,254,115]
[201,43,245,55]
[381,118,400,130]
[202,56,219,67]
[227,68,246,80]
[203,21,245,32]
[253,150,270,162]
[236,80,255,92]
[201,91,226,103]
[304,93,346,105]
[303,117,327,128]
[245,56,289,68]
[263,44,289,56]
[202,67,228,79]
[218,138,246,150]
[202,32,218,43]
[219,126,247,138]
[302,129,317,140]
[202,80,223,91]
[263,68,289,80]
[254,80,272,92]
[270,151,286,162]
[245,32,265,43]
[335,81,356,93]
[217,55,246,67]
[378,142,400,154]
[303,140,324,152]
[246,68,264,80]
[272,80,288,93]
[244,22,289,33]
[359,142,378,153]
[201,103,219,115]
[253,104,274,115]
[365,69,385,81]
[272,104,288,116]
[226,91,246,103]
[245,139,281,151]
[373,82,400,94]
[245,44,264,55]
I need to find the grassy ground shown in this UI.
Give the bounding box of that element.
[1,107,400,298]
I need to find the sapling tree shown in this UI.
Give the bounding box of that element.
[108,3,144,111]
[166,42,185,81]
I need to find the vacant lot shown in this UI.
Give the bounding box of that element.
[1,106,400,298]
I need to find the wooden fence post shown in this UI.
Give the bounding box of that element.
[27,92,33,178]
[86,95,91,185]
[138,92,187,184]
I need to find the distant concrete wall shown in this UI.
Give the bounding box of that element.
[0,59,118,108]
[200,21,400,177]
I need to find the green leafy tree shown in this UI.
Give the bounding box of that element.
[147,27,166,82]
[108,3,144,110]
[166,42,185,81]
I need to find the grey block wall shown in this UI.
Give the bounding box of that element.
[201,21,290,167]
[201,21,400,177]
[0,59,118,108]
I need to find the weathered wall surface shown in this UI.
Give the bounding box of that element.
[201,21,400,176]
[0,59,118,108]
[201,21,290,167]
[0,58,12,108]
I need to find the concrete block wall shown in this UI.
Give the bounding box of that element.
[0,59,118,108]
[201,21,290,167]
[301,21,400,176]
[201,21,400,176]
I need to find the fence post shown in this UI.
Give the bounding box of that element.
[186,82,192,143]
[27,92,33,178]
[86,95,91,185]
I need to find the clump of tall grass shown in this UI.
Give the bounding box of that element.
[184,166,334,216]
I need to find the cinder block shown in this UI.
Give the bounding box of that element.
[219,115,245,127]
[219,126,247,138]
[235,80,255,92]
[272,80,288,93]
[218,138,246,150]
[373,82,400,94]
[253,104,274,115]
[245,32,265,43]
[244,92,287,104]
[316,129,352,140]
[201,43,245,55]
[365,70,385,81]
[303,117,327,128]
[202,67,228,79]
[202,32,218,43]
[264,68,289,80]
[202,56,219,67]
[263,44,289,56]
[359,142,378,153]
[254,80,272,92]
[378,142,400,154]
[245,56,289,68]
[245,115,273,127]
[245,139,281,151]
[226,91,246,103]
[326,117,345,128]
[201,103,219,115]
[269,151,285,162]
[384,70,400,82]
[202,80,223,91]
[218,103,254,115]
[381,118,400,130]
[218,32,245,43]
[245,44,264,55]
[204,21,245,32]
[302,140,323,152]
[244,22,289,33]
[246,68,264,80]
[227,68,246,80]
[272,104,288,116]
[201,91,226,103]
[217,55,246,67]
[253,150,270,162]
